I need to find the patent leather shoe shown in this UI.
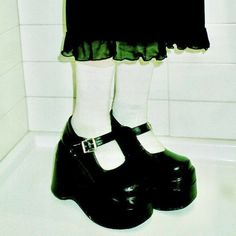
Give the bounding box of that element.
[51,116,153,229]
[110,112,197,211]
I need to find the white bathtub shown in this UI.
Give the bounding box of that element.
[0,132,236,236]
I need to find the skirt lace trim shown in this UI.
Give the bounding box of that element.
[61,28,210,61]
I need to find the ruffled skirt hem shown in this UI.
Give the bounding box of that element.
[61,28,210,62]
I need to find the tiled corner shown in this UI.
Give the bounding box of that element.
[16,0,236,142]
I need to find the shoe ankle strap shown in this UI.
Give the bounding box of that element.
[111,112,152,136]
[132,122,152,135]
[69,132,115,155]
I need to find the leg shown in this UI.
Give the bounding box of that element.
[51,58,153,228]
[112,59,165,153]
[112,60,197,210]
[71,59,125,170]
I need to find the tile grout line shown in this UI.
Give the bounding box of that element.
[0,97,26,121]
[24,96,236,104]
[16,0,30,132]
[0,62,22,79]
[149,98,236,104]
[0,25,19,37]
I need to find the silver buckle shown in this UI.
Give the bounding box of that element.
[147,122,152,130]
[81,138,97,153]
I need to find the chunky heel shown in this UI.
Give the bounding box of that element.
[152,166,197,210]
[51,141,76,200]
[152,181,197,210]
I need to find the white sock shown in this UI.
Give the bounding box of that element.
[71,60,125,170]
[112,60,165,154]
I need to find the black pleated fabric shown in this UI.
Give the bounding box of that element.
[61,0,210,61]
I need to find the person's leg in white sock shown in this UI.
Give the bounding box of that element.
[71,59,125,170]
[112,59,165,154]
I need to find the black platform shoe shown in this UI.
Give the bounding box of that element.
[51,117,153,229]
[110,113,197,211]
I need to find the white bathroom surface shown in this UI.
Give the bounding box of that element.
[0,132,236,236]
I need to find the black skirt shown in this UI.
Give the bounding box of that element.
[61,0,210,61]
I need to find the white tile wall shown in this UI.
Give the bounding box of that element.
[0,99,28,159]
[0,64,25,117]
[169,64,236,102]
[148,101,169,136]
[149,63,168,100]
[27,97,73,132]
[205,0,236,24]
[0,0,19,34]
[170,101,236,140]
[0,27,22,75]
[20,25,63,62]
[24,62,73,97]
[18,0,236,140]
[0,0,28,160]
[18,0,63,25]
